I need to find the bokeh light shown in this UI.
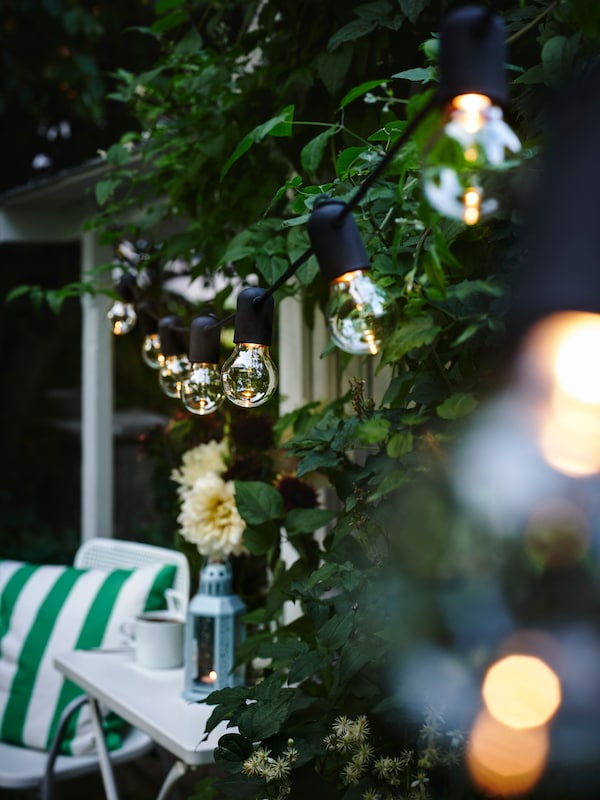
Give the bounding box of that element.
[482,653,561,729]
[516,311,600,477]
[467,708,549,797]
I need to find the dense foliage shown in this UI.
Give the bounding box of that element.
[15,1,600,798]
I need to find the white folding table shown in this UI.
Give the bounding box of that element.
[54,649,231,800]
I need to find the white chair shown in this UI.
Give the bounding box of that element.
[0,538,190,800]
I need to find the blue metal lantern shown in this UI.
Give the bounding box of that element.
[183,560,246,700]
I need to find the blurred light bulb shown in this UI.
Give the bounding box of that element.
[107,300,137,335]
[141,332,164,369]
[423,94,521,224]
[221,343,278,409]
[181,364,224,415]
[137,301,163,369]
[159,353,191,398]
[515,311,600,477]
[107,272,138,335]
[157,314,190,399]
[327,269,393,355]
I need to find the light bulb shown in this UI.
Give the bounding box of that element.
[138,301,163,369]
[424,5,521,224]
[327,269,393,355]
[159,353,191,398]
[181,315,224,414]
[107,300,137,335]
[181,362,225,415]
[107,271,138,335]
[157,314,190,399]
[307,195,396,356]
[141,332,164,369]
[221,343,278,408]
[422,95,521,224]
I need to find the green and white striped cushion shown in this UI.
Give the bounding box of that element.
[0,559,176,755]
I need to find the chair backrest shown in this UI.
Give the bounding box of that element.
[74,538,190,610]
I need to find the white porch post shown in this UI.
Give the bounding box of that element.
[80,230,114,540]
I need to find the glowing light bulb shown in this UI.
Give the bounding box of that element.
[221,343,278,408]
[141,332,164,369]
[107,300,137,335]
[107,272,138,335]
[137,302,163,369]
[327,269,392,355]
[180,314,225,414]
[221,288,278,409]
[181,362,224,415]
[159,353,191,398]
[515,311,600,477]
[422,97,520,224]
[307,195,396,356]
[423,6,521,224]
[157,315,190,399]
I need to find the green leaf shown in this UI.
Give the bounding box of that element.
[381,315,441,364]
[386,431,413,458]
[436,392,478,420]
[355,418,391,445]
[339,79,388,109]
[300,128,336,174]
[220,105,295,179]
[284,507,337,536]
[95,179,121,206]
[214,732,254,764]
[391,67,435,84]
[234,481,284,526]
[242,522,280,556]
[399,0,429,24]
[237,696,290,740]
[318,612,355,650]
[105,143,131,166]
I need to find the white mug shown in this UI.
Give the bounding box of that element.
[120,610,185,669]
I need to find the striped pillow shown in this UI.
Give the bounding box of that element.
[0,559,176,755]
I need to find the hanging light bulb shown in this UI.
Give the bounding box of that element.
[180,315,225,415]
[422,5,521,224]
[221,288,278,408]
[157,315,190,398]
[307,195,395,355]
[107,273,138,335]
[137,301,163,370]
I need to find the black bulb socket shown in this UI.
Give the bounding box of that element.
[438,5,508,108]
[307,196,370,284]
[189,315,221,363]
[233,288,274,346]
[158,315,187,356]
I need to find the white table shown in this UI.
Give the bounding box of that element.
[54,649,231,800]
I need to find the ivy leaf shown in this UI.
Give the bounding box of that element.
[284,507,337,536]
[399,0,429,24]
[221,105,295,179]
[214,732,254,765]
[436,392,478,420]
[234,481,284,526]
